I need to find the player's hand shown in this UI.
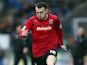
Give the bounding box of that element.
[60,44,67,51]
[23,47,28,54]
[22,30,28,37]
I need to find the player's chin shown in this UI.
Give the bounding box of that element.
[38,17,43,20]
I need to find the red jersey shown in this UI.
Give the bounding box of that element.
[19,14,63,57]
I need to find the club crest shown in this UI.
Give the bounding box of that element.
[49,19,53,24]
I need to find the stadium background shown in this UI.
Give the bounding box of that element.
[0,0,87,65]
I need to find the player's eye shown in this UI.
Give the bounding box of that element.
[40,12,43,13]
[36,12,43,14]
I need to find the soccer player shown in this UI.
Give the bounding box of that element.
[19,2,67,65]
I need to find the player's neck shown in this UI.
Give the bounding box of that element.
[43,14,48,20]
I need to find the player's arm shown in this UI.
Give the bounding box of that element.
[54,17,67,51]
[19,18,32,38]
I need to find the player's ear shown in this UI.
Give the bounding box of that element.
[46,8,49,14]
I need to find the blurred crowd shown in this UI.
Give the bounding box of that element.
[0,0,86,34]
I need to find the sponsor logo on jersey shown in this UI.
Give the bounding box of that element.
[49,19,53,24]
[36,26,52,31]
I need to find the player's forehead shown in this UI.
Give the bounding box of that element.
[35,7,46,12]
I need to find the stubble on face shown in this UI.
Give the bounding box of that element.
[35,7,48,20]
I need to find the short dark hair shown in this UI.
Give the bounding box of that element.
[35,2,48,9]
